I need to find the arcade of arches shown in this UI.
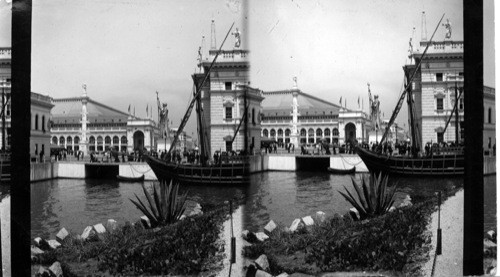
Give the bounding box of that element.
[51,135,128,152]
[261,127,340,144]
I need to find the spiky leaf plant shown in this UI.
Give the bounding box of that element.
[130,179,188,228]
[339,172,396,221]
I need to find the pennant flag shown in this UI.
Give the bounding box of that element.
[358,96,360,106]
[128,104,131,114]
[146,104,149,117]
[339,97,342,105]
[133,106,135,116]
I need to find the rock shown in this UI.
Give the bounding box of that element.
[49,261,63,277]
[31,245,44,255]
[389,206,396,212]
[289,218,304,232]
[94,223,106,234]
[140,215,151,229]
[315,211,326,223]
[179,214,186,220]
[264,220,277,233]
[283,227,290,233]
[484,238,497,257]
[255,254,270,271]
[47,239,61,250]
[242,230,250,240]
[106,219,118,232]
[255,269,273,277]
[276,273,290,277]
[399,195,413,207]
[56,227,69,242]
[81,226,96,240]
[289,273,315,277]
[487,230,496,242]
[349,207,360,221]
[34,237,47,248]
[302,216,314,226]
[255,232,269,242]
[37,266,51,277]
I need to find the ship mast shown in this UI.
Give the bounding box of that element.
[377,14,445,154]
[167,23,235,158]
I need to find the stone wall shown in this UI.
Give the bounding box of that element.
[118,164,158,180]
[30,162,59,182]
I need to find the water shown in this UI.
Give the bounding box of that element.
[31,179,245,239]
[29,172,495,239]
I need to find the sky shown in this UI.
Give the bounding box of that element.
[0,0,496,134]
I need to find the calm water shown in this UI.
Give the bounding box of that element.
[30,172,496,239]
[31,179,245,239]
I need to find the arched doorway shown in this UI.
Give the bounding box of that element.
[345,123,356,143]
[133,131,145,150]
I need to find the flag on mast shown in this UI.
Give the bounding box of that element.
[146,104,149,117]
[128,104,131,114]
[339,97,342,106]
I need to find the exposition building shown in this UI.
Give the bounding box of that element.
[50,86,159,155]
[260,80,372,147]
[408,37,495,150]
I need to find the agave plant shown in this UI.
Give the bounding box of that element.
[339,172,396,221]
[130,179,188,228]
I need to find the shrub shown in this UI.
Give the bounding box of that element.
[130,179,188,228]
[339,172,396,220]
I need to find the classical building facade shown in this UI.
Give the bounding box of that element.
[0,48,11,151]
[31,92,54,159]
[196,45,264,156]
[261,83,371,146]
[409,39,495,149]
[50,87,159,155]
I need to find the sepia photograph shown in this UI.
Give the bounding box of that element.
[0,0,497,276]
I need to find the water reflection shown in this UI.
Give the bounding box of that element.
[31,179,245,239]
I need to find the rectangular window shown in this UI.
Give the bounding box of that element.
[225,107,232,119]
[459,98,464,110]
[459,72,464,77]
[437,132,444,143]
[225,82,232,90]
[436,73,443,82]
[225,141,232,152]
[436,98,444,111]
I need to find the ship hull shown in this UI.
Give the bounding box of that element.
[356,147,464,177]
[327,166,356,175]
[145,155,250,185]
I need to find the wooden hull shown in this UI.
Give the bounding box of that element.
[144,155,250,185]
[356,147,464,177]
[327,166,356,174]
[116,175,145,182]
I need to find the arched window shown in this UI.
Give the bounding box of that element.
[59,136,65,145]
[74,136,80,144]
[105,136,111,144]
[277,129,283,136]
[324,128,331,137]
[308,128,314,137]
[51,136,57,145]
[270,129,276,137]
[488,107,492,123]
[121,136,127,144]
[42,115,46,132]
[300,128,306,136]
[333,128,339,136]
[285,129,291,137]
[263,129,269,137]
[67,136,72,145]
[113,136,119,144]
[252,108,255,124]
[89,136,96,144]
[316,128,323,137]
[97,136,103,145]
[35,114,39,130]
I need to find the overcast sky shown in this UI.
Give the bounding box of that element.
[0,0,496,135]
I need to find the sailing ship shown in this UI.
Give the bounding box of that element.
[145,23,251,185]
[356,14,465,177]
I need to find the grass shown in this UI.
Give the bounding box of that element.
[33,202,231,276]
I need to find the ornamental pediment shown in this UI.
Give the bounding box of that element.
[222,98,235,107]
[433,88,446,98]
